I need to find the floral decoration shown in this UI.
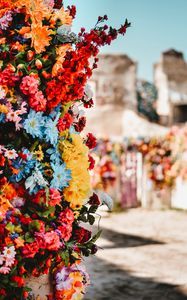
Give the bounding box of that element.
[0,0,130,299]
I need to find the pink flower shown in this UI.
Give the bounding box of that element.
[0,266,10,274]
[59,208,74,225]
[44,231,61,251]
[5,257,15,267]
[20,75,39,95]
[58,224,72,241]
[29,91,47,112]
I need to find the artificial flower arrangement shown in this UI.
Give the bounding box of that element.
[0,0,130,299]
[90,138,124,192]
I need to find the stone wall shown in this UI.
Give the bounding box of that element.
[86,54,137,137]
[154,49,187,125]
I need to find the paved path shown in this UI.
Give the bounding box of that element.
[84,209,187,300]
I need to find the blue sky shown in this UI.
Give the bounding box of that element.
[65,0,187,82]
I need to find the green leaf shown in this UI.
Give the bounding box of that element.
[90,230,102,244]
[5,222,15,233]
[60,251,69,267]
[89,205,98,214]
[88,214,95,225]
[25,232,35,243]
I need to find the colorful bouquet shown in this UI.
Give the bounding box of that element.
[0,0,130,299]
[90,138,123,191]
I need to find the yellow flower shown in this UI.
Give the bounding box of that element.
[34,145,44,161]
[59,134,92,210]
[0,104,8,114]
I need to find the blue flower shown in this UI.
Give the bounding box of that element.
[46,147,61,164]
[50,163,71,190]
[44,114,60,145]
[25,166,48,194]
[23,109,44,138]
[0,113,6,123]
[10,151,36,183]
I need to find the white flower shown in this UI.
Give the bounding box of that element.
[25,167,48,192]
[3,246,16,260]
[4,149,18,159]
[5,257,15,267]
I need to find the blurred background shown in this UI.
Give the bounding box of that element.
[67,1,187,299]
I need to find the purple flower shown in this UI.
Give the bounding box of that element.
[0,11,13,30]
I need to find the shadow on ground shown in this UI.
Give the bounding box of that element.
[97,226,164,249]
[84,256,187,300]
[84,227,187,300]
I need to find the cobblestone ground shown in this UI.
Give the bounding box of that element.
[84,209,187,300]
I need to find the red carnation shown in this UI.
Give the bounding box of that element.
[89,193,101,206]
[22,242,39,258]
[74,227,91,243]
[74,116,86,132]
[54,0,63,9]
[57,113,74,132]
[86,133,97,149]
[88,154,95,170]
[67,5,76,18]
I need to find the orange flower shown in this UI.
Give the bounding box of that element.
[0,195,12,217]
[19,26,31,35]
[0,37,6,45]
[2,183,17,201]
[14,237,25,248]
[52,44,72,77]
[51,7,72,26]
[28,0,52,24]
[30,25,54,54]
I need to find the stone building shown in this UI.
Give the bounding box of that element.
[154,49,187,125]
[85,53,167,138]
[85,54,137,137]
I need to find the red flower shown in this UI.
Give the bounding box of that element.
[59,208,74,223]
[88,154,95,170]
[57,113,74,132]
[54,0,63,9]
[22,242,39,258]
[67,5,76,18]
[0,154,5,167]
[74,227,91,243]
[29,91,47,112]
[11,276,25,287]
[0,288,7,296]
[74,116,86,132]
[89,193,101,206]
[19,266,27,275]
[32,189,61,206]
[58,224,72,242]
[23,291,29,298]
[86,133,97,149]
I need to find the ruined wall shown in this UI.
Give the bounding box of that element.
[86,54,137,137]
[154,49,187,124]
